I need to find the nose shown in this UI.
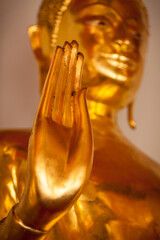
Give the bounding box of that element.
[111,25,135,53]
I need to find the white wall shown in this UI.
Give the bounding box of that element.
[0,0,160,162]
[118,0,160,163]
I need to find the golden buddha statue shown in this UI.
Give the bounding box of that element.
[0,0,160,239]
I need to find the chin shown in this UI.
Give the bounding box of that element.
[86,72,140,109]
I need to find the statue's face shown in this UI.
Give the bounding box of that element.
[71,0,148,107]
[34,0,148,108]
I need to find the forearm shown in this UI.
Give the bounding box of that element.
[0,205,48,240]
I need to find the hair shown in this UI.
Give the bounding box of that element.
[38,0,148,48]
[38,0,72,47]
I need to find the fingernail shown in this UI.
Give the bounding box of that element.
[71,40,78,45]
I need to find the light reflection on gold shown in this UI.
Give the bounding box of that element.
[76,200,85,214]
[11,166,17,190]
[4,195,15,217]
[7,182,17,203]
[37,161,86,199]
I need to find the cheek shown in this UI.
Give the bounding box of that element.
[103,30,115,42]
[80,26,105,56]
[139,40,148,60]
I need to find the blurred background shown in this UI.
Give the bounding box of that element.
[0,0,160,162]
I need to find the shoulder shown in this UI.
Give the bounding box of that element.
[0,129,30,167]
[92,133,160,191]
[0,129,30,148]
[0,129,30,170]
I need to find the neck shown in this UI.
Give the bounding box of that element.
[87,99,120,136]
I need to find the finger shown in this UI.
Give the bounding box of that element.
[74,52,84,91]
[78,88,91,135]
[52,42,72,123]
[72,88,90,144]
[62,41,79,127]
[73,53,84,131]
[67,88,93,176]
[73,90,80,137]
[38,46,63,118]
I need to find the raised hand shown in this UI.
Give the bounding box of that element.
[15,41,93,232]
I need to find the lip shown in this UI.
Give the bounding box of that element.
[100,53,137,71]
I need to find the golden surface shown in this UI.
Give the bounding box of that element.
[0,0,160,239]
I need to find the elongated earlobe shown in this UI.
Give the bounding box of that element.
[28,25,52,94]
[128,101,136,129]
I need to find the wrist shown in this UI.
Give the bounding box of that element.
[0,204,47,240]
[15,197,58,232]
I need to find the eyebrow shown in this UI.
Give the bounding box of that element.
[125,17,148,34]
[126,18,139,27]
[77,15,111,21]
[76,4,122,20]
[77,11,121,27]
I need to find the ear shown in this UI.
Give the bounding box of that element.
[28,25,45,63]
[128,101,136,129]
[28,25,51,94]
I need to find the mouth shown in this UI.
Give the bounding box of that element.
[100,53,137,71]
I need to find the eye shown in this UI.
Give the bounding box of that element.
[134,33,144,42]
[129,29,144,41]
[85,20,110,27]
[99,21,111,26]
